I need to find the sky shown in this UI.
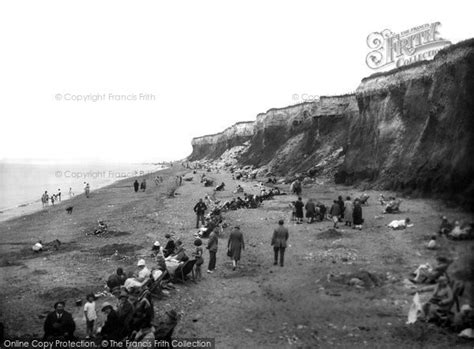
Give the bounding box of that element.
[0,0,473,163]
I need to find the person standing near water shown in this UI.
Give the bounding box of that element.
[271,220,289,267]
[133,180,139,192]
[227,226,245,271]
[57,189,61,202]
[140,179,147,192]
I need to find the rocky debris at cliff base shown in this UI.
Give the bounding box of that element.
[329,270,386,288]
[317,228,344,239]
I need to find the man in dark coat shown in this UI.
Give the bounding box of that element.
[100,302,122,340]
[206,229,218,273]
[193,199,207,228]
[271,220,289,267]
[43,301,76,340]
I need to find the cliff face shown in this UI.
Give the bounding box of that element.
[188,121,255,160]
[239,96,357,175]
[338,40,474,207]
[189,39,474,209]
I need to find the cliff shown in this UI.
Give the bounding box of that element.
[188,121,255,161]
[188,39,474,209]
[338,39,474,208]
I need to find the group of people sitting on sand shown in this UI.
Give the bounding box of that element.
[408,255,473,334]
[438,216,473,240]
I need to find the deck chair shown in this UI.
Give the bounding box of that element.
[149,270,169,298]
[172,260,196,283]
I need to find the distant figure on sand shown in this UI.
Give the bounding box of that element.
[68,187,74,199]
[353,199,363,230]
[134,180,139,192]
[305,199,316,223]
[57,189,61,202]
[329,200,341,228]
[271,220,289,267]
[194,199,207,229]
[294,197,304,224]
[140,179,146,192]
[84,183,90,198]
[228,226,245,270]
[344,197,353,227]
[42,191,49,208]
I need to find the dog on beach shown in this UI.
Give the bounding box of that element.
[65,206,73,214]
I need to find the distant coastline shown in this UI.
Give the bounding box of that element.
[0,163,169,223]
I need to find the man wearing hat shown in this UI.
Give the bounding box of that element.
[43,301,76,340]
[271,219,289,267]
[98,302,121,341]
[117,290,134,339]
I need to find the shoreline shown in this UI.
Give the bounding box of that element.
[0,165,169,223]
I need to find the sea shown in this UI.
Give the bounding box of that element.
[0,161,166,222]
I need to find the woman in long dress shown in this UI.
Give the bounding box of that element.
[344,196,353,227]
[227,226,245,271]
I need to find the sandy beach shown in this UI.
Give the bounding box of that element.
[0,165,473,348]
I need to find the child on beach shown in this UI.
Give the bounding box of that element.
[192,238,204,281]
[84,293,97,338]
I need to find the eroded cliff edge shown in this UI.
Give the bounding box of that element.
[189,39,474,209]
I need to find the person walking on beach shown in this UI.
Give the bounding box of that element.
[140,179,146,192]
[206,228,218,273]
[227,226,245,271]
[57,189,61,202]
[133,180,139,192]
[51,194,55,206]
[69,187,74,199]
[271,220,289,267]
[194,198,207,229]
